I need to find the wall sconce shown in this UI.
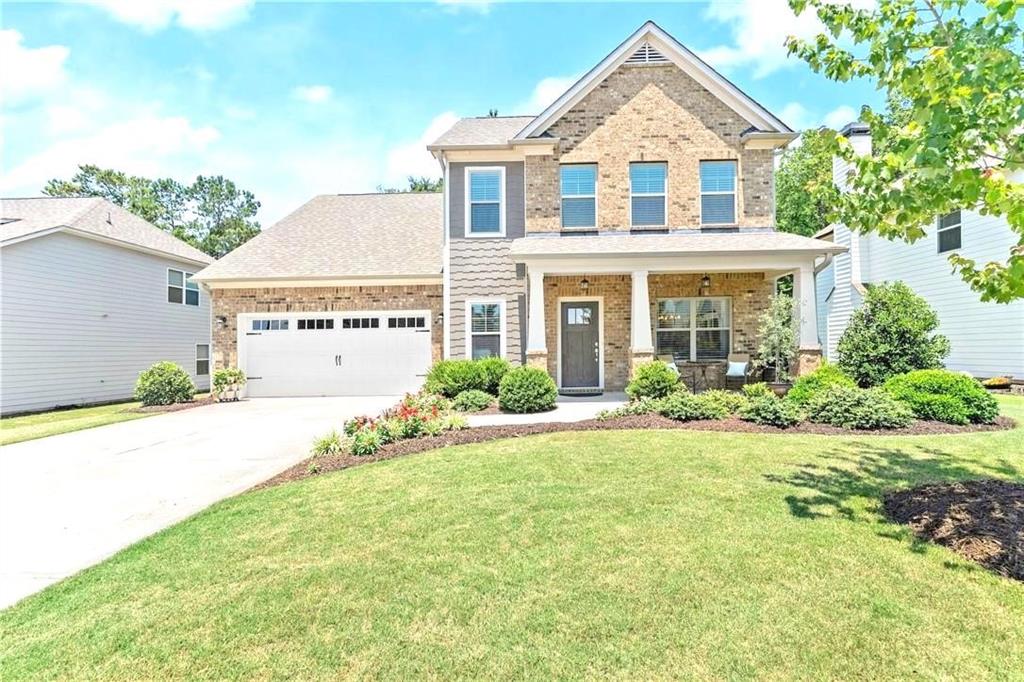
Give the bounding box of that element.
[579,278,590,291]
[700,274,711,289]
[215,315,227,329]
[436,311,444,325]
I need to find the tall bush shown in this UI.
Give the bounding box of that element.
[755,294,798,382]
[837,282,950,387]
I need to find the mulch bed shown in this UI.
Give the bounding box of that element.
[131,394,218,414]
[253,414,1014,492]
[884,480,1024,581]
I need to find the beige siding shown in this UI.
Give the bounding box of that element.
[448,239,524,362]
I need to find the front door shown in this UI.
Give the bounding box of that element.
[561,301,600,388]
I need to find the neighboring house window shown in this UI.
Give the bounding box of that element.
[938,210,962,253]
[561,164,597,228]
[196,344,209,376]
[656,297,731,361]
[466,168,504,235]
[630,162,667,227]
[467,300,503,359]
[700,160,737,225]
[167,269,199,306]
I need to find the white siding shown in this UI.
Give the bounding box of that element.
[1,232,211,414]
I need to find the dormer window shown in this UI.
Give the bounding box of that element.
[560,164,597,229]
[630,162,667,227]
[700,160,737,225]
[466,167,504,236]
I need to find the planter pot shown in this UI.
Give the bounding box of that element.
[768,382,792,397]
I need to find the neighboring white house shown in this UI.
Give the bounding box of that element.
[1,197,213,414]
[817,123,1024,380]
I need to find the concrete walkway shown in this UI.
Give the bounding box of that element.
[0,396,395,609]
[467,392,627,426]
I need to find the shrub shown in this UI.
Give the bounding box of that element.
[626,361,680,399]
[596,396,668,421]
[424,360,486,398]
[657,392,730,422]
[135,361,195,406]
[837,282,950,386]
[498,366,558,413]
[453,389,494,412]
[742,382,774,400]
[699,389,749,415]
[738,396,802,428]
[805,386,913,430]
[476,357,511,395]
[343,415,373,436]
[982,376,1012,389]
[439,413,469,431]
[883,369,999,424]
[398,392,451,415]
[310,430,346,456]
[212,367,246,395]
[786,363,856,406]
[351,427,384,456]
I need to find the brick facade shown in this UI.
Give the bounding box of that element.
[525,64,774,233]
[210,285,443,370]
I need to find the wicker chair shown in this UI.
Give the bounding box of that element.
[724,353,752,390]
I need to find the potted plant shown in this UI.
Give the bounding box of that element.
[754,294,797,395]
[213,367,247,402]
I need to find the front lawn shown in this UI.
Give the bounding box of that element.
[2,397,1022,679]
[0,401,148,446]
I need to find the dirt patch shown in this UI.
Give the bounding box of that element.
[253,414,1014,492]
[132,394,217,414]
[884,480,1024,581]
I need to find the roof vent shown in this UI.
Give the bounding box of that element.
[625,41,670,66]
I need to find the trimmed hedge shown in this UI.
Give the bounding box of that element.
[738,396,802,428]
[805,385,913,430]
[883,369,999,424]
[786,363,856,406]
[741,382,775,400]
[656,392,730,422]
[498,367,558,413]
[424,360,486,398]
[699,389,749,415]
[476,357,511,395]
[135,361,195,406]
[626,361,680,400]
[453,389,494,412]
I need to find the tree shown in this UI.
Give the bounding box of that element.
[836,281,950,387]
[376,175,443,194]
[755,294,798,383]
[775,129,841,237]
[785,0,1024,302]
[43,165,261,258]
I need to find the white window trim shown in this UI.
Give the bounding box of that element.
[465,298,506,359]
[195,343,210,376]
[937,210,962,254]
[560,163,598,230]
[629,161,668,228]
[556,296,605,390]
[464,166,506,237]
[654,296,732,361]
[167,267,200,306]
[699,160,739,227]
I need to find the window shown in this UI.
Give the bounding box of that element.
[341,317,379,329]
[387,316,426,329]
[297,318,335,330]
[938,210,962,253]
[655,298,731,361]
[561,164,597,228]
[468,301,502,359]
[700,160,737,225]
[167,269,199,306]
[196,344,209,376]
[630,162,667,227]
[251,319,289,331]
[466,168,503,235]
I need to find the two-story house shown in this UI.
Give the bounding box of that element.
[195,22,843,396]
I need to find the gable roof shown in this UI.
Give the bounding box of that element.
[1,197,211,265]
[429,116,535,149]
[515,20,792,140]
[192,193,443,283]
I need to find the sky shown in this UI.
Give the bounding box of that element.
[1,0,884,226]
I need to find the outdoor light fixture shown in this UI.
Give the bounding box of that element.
[580,278,590,291]
[436,311,444,325]
[701,274,711,288]
[215,315,227,329]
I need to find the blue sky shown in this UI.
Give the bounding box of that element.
[2,0,883,225]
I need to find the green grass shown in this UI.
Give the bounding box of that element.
[0,401,149,445]
[2,397,1022,680]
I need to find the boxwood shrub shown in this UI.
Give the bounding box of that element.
[135,361,195,406]
[453,389,494,412]
[626,361,680,399]
[498,366,558,413]
[805,385,913,430]
[786,363,856,406]
[424,360,486,398]
[699,389,749,415]
[738,396,802,428]
[741,382,774,400]
[656,392,730,422]
[883,369,999,424]
[476,357,511,395]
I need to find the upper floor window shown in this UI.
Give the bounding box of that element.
[168,269,199,306]
[466,167,504,235]
[937,210,962,253]
[700,160,737,225]
[630,162,667,227]
[560,164,597,229]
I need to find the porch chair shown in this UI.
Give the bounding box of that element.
[724,353,751,390]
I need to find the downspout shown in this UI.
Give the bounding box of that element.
[440,152,452,359]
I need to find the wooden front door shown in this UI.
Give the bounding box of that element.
[561,301,600,388]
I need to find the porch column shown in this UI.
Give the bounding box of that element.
[525,268,548,368]
[630,270,654,373]
[793,263,822,376]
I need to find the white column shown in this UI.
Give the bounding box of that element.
[630,270,654,352]
[794,264,819,348]
[526,268,547,353]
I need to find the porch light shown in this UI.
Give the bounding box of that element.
[579,278,590,291]
[700,274,711,288]
[215,315,227,329]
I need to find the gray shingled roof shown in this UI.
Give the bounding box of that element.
[193,193,443,282]
[1,197,211,264]
[429,116,535,148]
[509,230,846,258]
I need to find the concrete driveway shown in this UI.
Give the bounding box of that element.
[0,396,395,609]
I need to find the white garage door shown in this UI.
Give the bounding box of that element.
[240,311,432,397]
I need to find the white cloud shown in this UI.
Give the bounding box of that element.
[512,75,577,115]
[385,111,458,185]
[779,102,813,131]
[701,0,874,78]
[823,104,859,129]
[83,0,253,32]
[291,85,333,104]
[437,0,492,14]
[0,29,69,106]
